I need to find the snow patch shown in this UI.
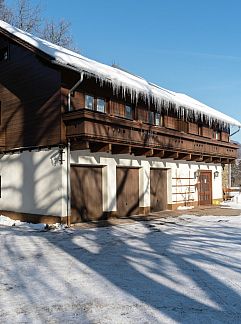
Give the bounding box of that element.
[221,194,241,210]
[231,192,241,204]
[0,215,66,231]
[177,206,194,210]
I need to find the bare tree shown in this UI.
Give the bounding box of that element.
[0,0,77,50]
[11,0,42,33]
[0,0,13,23]
[231,143,241,187]
[40,19,74,49]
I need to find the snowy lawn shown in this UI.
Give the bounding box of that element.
[1,212,241,323]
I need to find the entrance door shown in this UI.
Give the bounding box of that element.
[198,171,212,205]
[150,168,168,212]
[116,167,139,217]
[71,165,103,222]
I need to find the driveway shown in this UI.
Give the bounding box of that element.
[1,208,241,323]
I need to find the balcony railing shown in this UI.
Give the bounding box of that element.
[63,109,238,162]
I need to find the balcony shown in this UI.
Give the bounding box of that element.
[63,109,238,163]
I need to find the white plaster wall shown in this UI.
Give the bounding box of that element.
[70,150,223,212]
[0,149,223,217]
[0,148,68,216]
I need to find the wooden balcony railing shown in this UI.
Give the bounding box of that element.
[63,109,238,163]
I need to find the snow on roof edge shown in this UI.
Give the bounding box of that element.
[0,19,240,128]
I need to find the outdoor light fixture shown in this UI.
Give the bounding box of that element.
[194,171,198,179]
[214,171,219,178]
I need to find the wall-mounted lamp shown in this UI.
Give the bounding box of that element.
[214,170,219,178]
[194,171,198,179]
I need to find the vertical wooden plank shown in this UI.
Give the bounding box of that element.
[71,166,103,222]
[198,171,212,205]
[150,169,167,212]
[116,167,139,217]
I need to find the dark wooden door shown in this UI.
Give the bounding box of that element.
[150,168,168,212]
[198,171,212,205]
[71,165,103,222]
[116,167,139,217]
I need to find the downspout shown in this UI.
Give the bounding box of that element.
[230,126,240,137]
[66,72,84,225]
[67,72,84,112]
[66,139,71,226]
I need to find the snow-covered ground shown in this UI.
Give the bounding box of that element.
[221,192,241,210]
[1,211,241,323]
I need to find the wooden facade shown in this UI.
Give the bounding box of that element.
[0,30,238,161]
[0,33,62,151]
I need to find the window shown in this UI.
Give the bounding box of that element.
[85,95,94,110]
[154,113,163,126]
[125,105,133,119]
[0,101,1,125]
[0,47,9,62]
[214,130,221,140]
[155,113,160,126]
[198,125,202,136]
[96,98,105,113]
[148,111,154,124]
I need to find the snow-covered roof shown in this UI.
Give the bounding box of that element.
[0,19,240,128]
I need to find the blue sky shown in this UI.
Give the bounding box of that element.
[7,0,241,142]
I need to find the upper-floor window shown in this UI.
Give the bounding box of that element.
[154,113,164,126]
[85,95,94,110]
[213,130,221,140]
[125,105,133,119]
[198,125,202,136]
[96,98,105,113]
[148,111,154,124]
[0,47,9,62]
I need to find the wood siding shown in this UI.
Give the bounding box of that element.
[150,168,167,212]
[188,123,198,135]
[116,167,139,217]
[0,32,234,156]
[64,110,238,161]
[202,127,212,138]
[164,116,176,129]
[0,35,62,150]
[198,171,212,205]
[71,165,103,222]
[221,131,229,142]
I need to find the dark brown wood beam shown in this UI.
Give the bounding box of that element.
[152,149,165,158]
[177,153,192,161]
[71,140,89,150]
[203,156,212,163]
[221,158,230,164]
[164,151,179,159]
[112,144,131,155]
[191,155,203,162]
[212,157,222,163]
[90,142,112,153]
[132,148,153,157]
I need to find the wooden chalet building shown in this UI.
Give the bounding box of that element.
[0,20,240,224]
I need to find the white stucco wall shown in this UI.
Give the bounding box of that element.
[0,148,68,216]
[70,150,223,212]
[0,148,223,217]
